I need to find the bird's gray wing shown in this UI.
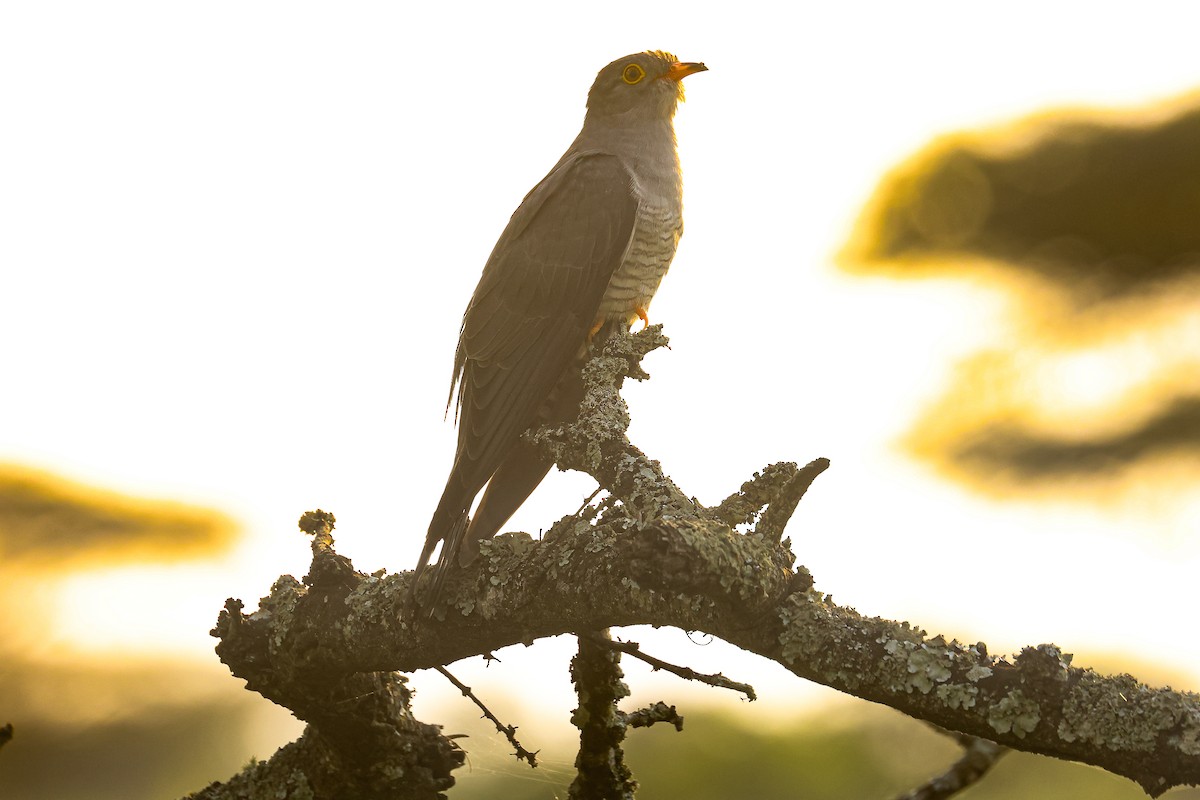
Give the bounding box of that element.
[448,150,638,492]
[415,151,639,594]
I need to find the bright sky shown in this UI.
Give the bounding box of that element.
[4,1,1200,721]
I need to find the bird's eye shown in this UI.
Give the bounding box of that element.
[622,63,646,85]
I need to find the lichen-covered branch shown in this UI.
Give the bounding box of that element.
[626,702,684,731]
[204,328,1200,798]
[196,511,464,800]
[215,511,1200,796]
[525,325,696,526]
[569,629,636,800]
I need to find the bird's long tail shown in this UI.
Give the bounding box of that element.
[411,444,551,609]
[459,439,552,564]
[411,498,469,608]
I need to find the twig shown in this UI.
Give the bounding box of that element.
[625,702,684,731]
[581,631,756,701]
[574,486,604,516]
[894,730,1008,800]
[434,666,538,768]
[0,723,12,751]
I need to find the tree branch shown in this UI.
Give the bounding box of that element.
[203,328,1200,798]
[625,702,684,731]
[195,511,464,800]
[581,631,756,701]
[570,629,636,800]
[894,730,1008,800]
[433,665,538,768]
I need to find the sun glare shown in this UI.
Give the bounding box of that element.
[51,565,228,655]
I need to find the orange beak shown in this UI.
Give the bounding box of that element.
[664,61,708,81]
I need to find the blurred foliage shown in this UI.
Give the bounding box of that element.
[0,464,255,798]
[845,92,1200,300]
[842,91,1200,498]
[6,686,1200,799]
[0,690,276,800]
[446,703,1200,799]
[0,465,235,567]
[903,344,1200,498]
[950,394,1200,480]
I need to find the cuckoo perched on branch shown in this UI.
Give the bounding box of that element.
[413,50,707,600]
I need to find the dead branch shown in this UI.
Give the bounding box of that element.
[195,512,464,799]
[434,665,538,768]
[570,629,636,800]
[202,327,1200,798]
[581,631,756,701]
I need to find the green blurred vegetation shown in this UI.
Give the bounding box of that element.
[6,692,1200,799]
[0,690,286,800]
[447,703,1200,800]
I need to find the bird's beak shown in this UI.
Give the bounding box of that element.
[663,61,708,82]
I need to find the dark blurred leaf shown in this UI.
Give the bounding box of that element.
[0,465,235,567]
[847,94,1200,299]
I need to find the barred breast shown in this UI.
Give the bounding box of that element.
[541,189,683,427]
[598,189,684,326]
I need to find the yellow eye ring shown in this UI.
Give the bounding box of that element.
[622,63,646,85]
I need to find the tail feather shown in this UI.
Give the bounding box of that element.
[411,495,469,608]
[458,440,552,566]
[413,339,589,612]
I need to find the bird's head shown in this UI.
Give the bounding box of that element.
[585,50,707,123]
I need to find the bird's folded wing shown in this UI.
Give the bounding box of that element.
[449,151,639,489]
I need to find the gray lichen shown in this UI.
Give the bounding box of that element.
[1058,672,1200,755]
[987,689,1041,738]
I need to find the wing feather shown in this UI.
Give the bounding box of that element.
[436,150,638,526]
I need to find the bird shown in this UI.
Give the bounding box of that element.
[413,50,707,602]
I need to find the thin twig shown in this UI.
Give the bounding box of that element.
[894,730,1008,800]
[434,666,538,768]
[581,632,756,701]
[574,486,604,516]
